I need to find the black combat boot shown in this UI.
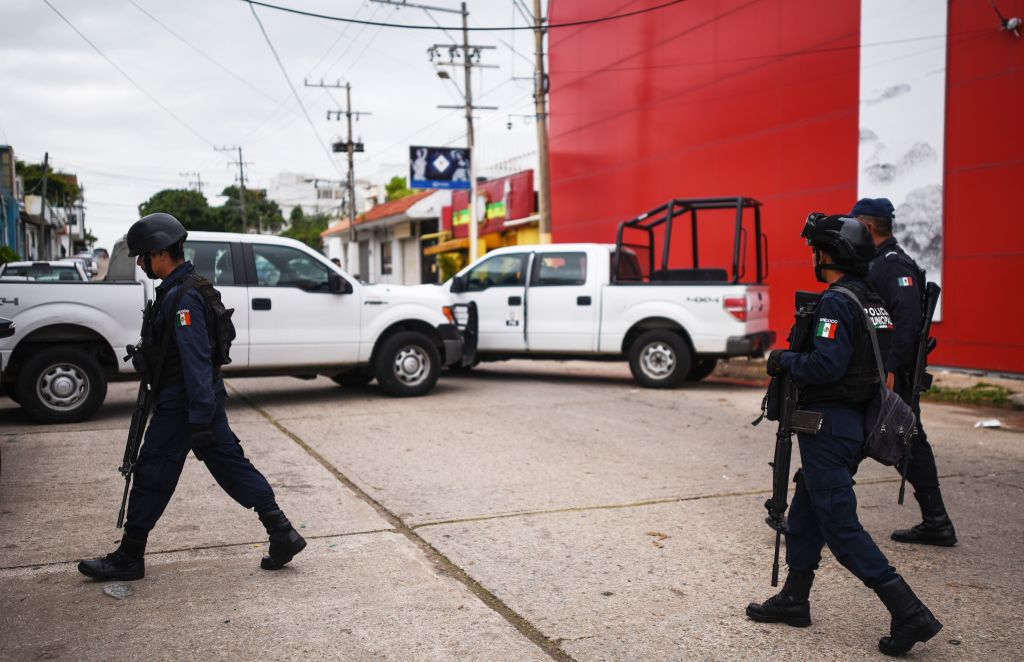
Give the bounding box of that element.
[77,532,147,581]
[873,576,942,657]
[258,509,306,570]
[891,489,957,547]
[745,570,814,627]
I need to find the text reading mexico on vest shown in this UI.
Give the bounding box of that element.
[816,318,839,340]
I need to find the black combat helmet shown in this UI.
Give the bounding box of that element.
[800,213,875,274]
[126,213,187,256]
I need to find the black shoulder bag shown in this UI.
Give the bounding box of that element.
[831,286,916,487]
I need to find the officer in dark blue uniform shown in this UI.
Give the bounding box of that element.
[79,213,305,580]
[746,214,942,657]
[852,197,956,547]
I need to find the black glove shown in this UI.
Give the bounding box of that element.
[189,423,215,459]
[766,349,788,377]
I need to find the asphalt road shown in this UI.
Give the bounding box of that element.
[1,361,1022,661]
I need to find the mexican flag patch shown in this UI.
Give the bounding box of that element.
[176,309,191,328]
[897,276,913,287]
[816,318,838,339]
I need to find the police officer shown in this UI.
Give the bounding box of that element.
[746,214,942,657]
[78,213,305,580]
[852,197,956,547]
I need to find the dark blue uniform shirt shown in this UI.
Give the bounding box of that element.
[779,277,863,386]
[151,261,220,426]
[867,237,923,374]
[778,276,870,440]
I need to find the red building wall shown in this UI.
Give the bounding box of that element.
[547,0,1024,373]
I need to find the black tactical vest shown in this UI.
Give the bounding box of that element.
[798,280,892,405]
[140,272,235,391]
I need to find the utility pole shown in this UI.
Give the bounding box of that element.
[215,146,253,232]
[532,0,551,243]
[375,0,496,262]
[179,171,203,194]
[39,152,49,259]
[306,79,371,244]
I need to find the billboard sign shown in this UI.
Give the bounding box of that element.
[410,146,470,190]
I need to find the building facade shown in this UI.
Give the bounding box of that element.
[322,190,449,285]
[267,172,378,224]
[547,0,1024,373]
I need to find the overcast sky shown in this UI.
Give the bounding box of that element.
[1,0,545,251]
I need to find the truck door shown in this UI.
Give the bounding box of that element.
[451,252,529,352]
[185,239,249,367]
[525,250,599,352]
[245,242,361,368]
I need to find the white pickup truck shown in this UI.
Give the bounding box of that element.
[447,197,775,387]
[0,231,469,423]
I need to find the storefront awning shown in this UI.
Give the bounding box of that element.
[423,237,469,256]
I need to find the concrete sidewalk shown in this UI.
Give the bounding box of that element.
[2,360,1022,660]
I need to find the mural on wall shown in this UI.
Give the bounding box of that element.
[858,0,948,318]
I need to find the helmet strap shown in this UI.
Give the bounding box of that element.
[142,253,158,280]
[813,248,848,283]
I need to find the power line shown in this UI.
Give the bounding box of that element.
[42,0,214,147]
[240,0,687,31]
[127,0,291,113]
[237,2,374,144]
[247,2,342,176]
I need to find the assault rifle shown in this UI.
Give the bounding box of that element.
[116,299,169,528]
[897,281,941,505]
[759,291,820,587]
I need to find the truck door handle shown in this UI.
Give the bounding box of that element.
[508,296,522,306]
[577,296,592,306]
[252,298,272,311]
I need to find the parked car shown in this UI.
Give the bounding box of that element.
[447,197,775,387]
[0,232,473,423]
[0,260,89,282]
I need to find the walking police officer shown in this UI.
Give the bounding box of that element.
[746,214,942,657]
[79,213,306,580]
[852,197,956,547]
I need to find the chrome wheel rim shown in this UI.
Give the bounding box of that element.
[393,346,429,386]
[36,363,89,412]
[639,342,675,380]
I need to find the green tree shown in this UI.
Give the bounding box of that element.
[216,186,285,234]
[17,159,83,205]
[137,189,213,230]
[385,176,415,201]
[281,207,330,249]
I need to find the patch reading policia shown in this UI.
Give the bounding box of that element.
[898,276,914,287]
[816,318,838,339]
[865,305,894,330]
[175,309,192,328]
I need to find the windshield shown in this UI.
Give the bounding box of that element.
[2,264,84,281]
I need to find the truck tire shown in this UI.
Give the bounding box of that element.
[686,358,718,382]
[374,331,441,397]
[16,346,107,424]
[331,369,374,388]
[628,330,692,389]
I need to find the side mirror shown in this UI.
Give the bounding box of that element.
[450,274,467,293]
[329,273,353,294]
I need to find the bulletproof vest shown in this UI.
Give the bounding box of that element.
[797,280,892,405]
[140,272,236,391]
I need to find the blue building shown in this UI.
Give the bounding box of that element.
[0,145,23,256]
